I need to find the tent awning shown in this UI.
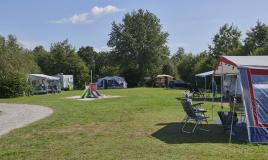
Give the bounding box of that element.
[195,71,214,77]
[29,74,60,81]
[156,75,174,78]
[214,56,268,75]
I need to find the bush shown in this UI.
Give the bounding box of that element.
[0,72,27,98]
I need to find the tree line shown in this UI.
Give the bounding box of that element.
[1,9,268,98]
[170,21,268,86]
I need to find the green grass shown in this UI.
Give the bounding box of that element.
[0,88,267,160]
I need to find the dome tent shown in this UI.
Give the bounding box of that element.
[97,76,127,89]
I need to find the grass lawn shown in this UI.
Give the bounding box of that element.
[0,88,267,160]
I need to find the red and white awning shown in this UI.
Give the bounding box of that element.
[214,56,268,75]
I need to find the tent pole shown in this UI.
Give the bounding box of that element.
[221,62,223,110]
[211,75,214,120]
[205,76,206,101]
[229,74,238,144]
[91,69,93,83]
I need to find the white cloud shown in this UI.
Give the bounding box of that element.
[50,5,122,24]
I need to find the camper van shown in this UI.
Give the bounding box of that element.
[56,74,74,90]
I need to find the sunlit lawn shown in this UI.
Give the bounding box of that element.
[0,88,267,160]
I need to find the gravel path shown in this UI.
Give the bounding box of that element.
[0,103,53,136]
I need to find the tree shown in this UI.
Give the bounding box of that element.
[209,24,242,57]
[171,47,185,63]
[107,9,169,86]
[243,21,268,55]
[32,46,53,74]
[49,40,89,88]
[95,51,120,78]
[162,63,174,76]
[0,34,39,98]
[176,53,197,83]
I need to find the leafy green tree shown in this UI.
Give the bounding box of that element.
[107,9,169,86]
[176,53,197,83]
[95,51,120,78]
[32,46,53,74]
[0,34,39,98]
[162,63,174,76]
[243,21,268,55]
[49,40,89,88]
[77,46,97,70]
[171,47,185,63]
[209,24,242,57]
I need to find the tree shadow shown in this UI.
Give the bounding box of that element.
[151,122,243,144]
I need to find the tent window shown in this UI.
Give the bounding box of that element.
[252,75,268,124]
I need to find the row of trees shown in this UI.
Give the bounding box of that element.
[166,21,268,86]
[1,9,268,97]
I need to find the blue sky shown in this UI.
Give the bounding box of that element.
[1,0,268,54]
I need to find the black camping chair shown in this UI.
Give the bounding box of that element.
[180,100,209,133]
[186,85,204,98]
[193,86,205,97]
[218,111,238,132]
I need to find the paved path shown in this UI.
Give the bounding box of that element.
[0,103,53,136]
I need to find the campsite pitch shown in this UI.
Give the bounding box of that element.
[0,88,267,160]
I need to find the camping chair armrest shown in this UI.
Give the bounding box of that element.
[194,102,204,105]
[194,109,207,113]
[191,103,204,107]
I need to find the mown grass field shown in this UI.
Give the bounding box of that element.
[0,88,267,160]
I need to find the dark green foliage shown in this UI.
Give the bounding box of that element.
[77,46,96,68]
[176,53,197,83]
[108,9,170,86]
[162,64,174,76]
[121,68,142,87]
[32,46,53,74]
[0,72,27,98]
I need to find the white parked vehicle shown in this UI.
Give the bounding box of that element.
[56,74,74,90]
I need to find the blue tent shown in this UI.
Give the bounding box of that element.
[97,76,127,89]
[215,56,268,143]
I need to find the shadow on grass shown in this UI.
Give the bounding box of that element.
[151,122,242,144]
[176,96,229,103]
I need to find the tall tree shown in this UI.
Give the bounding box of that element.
[32,46,52,74]
[171,47,185,62]
[243,21,268,55]
[77,46,97,68]
[209,24,242,57]
[107,9,169,86]
[49,40,89,88]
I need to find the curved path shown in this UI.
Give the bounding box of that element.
[0,103,53,136]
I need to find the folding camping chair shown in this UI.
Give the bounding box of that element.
[180,100,209,133]
[186,86,204,98]
[193,86,205,97]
